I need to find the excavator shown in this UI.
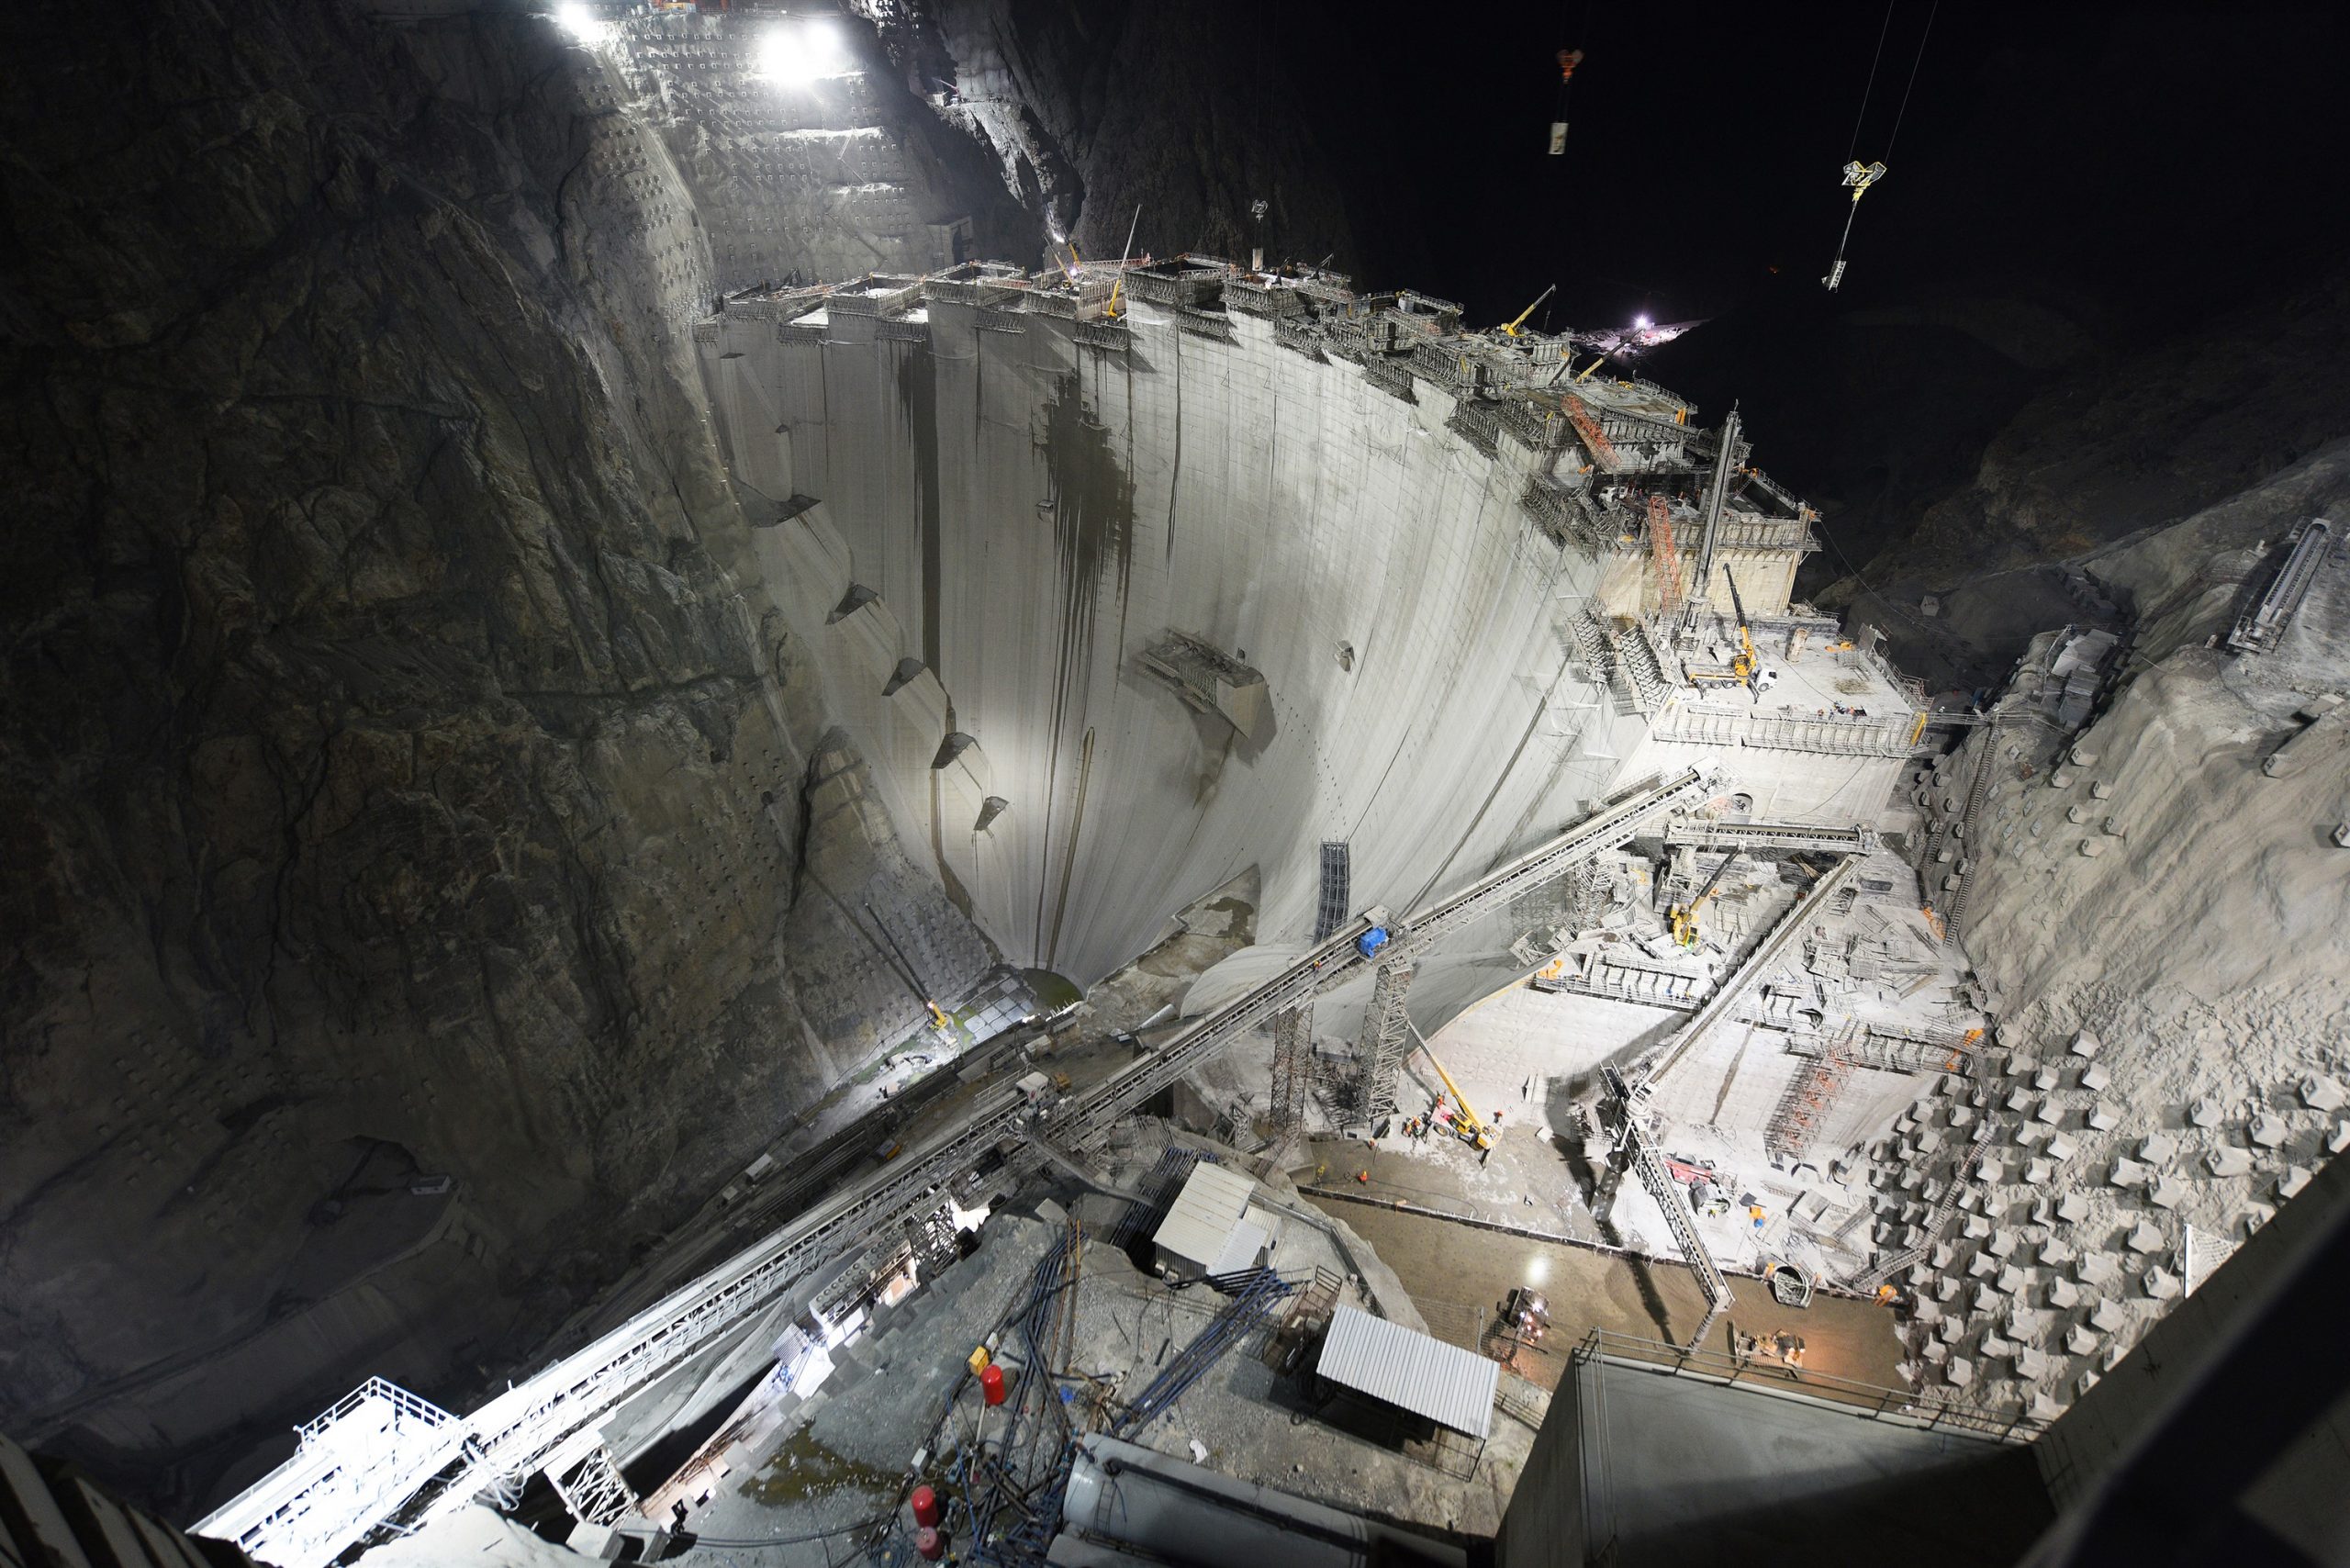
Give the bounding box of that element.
[1683,566,1775,701]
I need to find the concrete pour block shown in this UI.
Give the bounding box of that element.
[2277,1166,2314,1200]
[2109,1158,2153,1188]
[2026,1159,2054,1185]
[2149,1178,2189,1210]
[2031,1067,2060,1092]
[2079,1252,2120,1286]
[2125,1222,2165,1253]
[2140,1132,2178,1164]
[2102,816,2128,838]
[2065,1325,2098,1356]
[2065,804,2089,825]
[2048,769,2076,790]
[2077,1368,2103,1398]
[2206,1146,2254,1178]
[1969,1250,2000,1279]
[1923,1338,1951,1364]
[2055,1193,2092,1223]
[1936,1277,1964,1304]
[2089,779,2115,800]
[1988,1228,2020,1258]
[2005,1086,2034,1113]
[1950,1104,1976,1129]
[2300,1076,2345,1112]
[2090,1300,2127,1332]
[2144,1266,2183,1301]
[1964,1214,1994,1240]
[2069,1032,2101,1059]
[2049,1277,2082,1309]
[2078,839,2105,857]
[2070,744,2101,767]
[2035,1100,2066,1126]
[1981,1331,2014,1360]
[2015,1347,2051,1380]
[2040,1237,2076,1267]
[2080,1064,2111,1092]
[2330,1122,2350,1157]
[2048,1135,2080,1162]
[2250,1116,2288,1148]
[2188,1097,2223,1127]
[2087,1106,2121,1132]
[1946,1357,1976,1388]
[1997,1265,2028,1295]
[1937,1316,1966,1344]
[2030,1392,2067,1423]
[1973,1284,2002,1316]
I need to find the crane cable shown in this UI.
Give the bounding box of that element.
[1825,0,1937,290]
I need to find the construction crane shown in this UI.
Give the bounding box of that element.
[1666,850,1740,950]
[1407,1022,1493,1151]
[1683,566,1774,700]
[1498,283,1557,339]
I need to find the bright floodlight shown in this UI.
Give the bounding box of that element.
[1634,314,1651,330]
[757,19,846,85]
[554,3,610,45]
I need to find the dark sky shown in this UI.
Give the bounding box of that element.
[1273,1,2346,334]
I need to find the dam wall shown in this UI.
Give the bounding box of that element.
[699,291,1653,980]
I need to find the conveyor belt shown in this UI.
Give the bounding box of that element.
[1663,819,1876,857]
[201,766,1725,1567]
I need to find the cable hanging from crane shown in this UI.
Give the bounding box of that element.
[1822,0,1937,291]
[1548,0,1589,154]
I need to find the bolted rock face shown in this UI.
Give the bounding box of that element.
[0,0,986,1510]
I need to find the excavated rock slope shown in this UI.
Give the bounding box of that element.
[0,0,975,1510]
[1876,442,2350,1417]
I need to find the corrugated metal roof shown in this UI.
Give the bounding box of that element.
[1315,1305,1497,1439]
[1151,1161,1256,1272]
[1209,1218,1269,1276]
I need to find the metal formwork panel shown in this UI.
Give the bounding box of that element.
[1314,843,1351,942]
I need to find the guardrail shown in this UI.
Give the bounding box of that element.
[1574,1329,2046,1442]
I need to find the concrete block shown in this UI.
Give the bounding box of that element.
[2300,1076,2344,1112]
[1950,1104,1976,1129]
[2149,1178,2189,1209]
[1946,1357,1976,1388]
[1936,1277,1964,1304]
[2069,1032,2101,1059]
[2143,1266,2182,1301]
[2076,1369,2102,1398]
[2034,1100,2065,1126]
[2049,1277,2081,1309]
[2030,1392,2066,1423]
[2089,779,2114,800]
[1937,1315,1966,1342]
[2125,1222,2165,1253]
[1996,1265,2027,1295]
[2249,1115,2288,1148]
[2055,1193,2091,1223]
[1964,1214,1993,1240]
[2065,804,2089,825]
[2277,1165,2313,1200]
[2329,1122,2350,1157]
[1978,1159,2009,1185]
[2188,1097,2222,1127]
[2109,1158,2152,1188]
[2140,1132,2177,1163]
[1973,1284,2002,1316]
[2079,1252,2119,1286]
[2069,745,2100,766]
[2089,1300,2127,1332]
[2025,1158,2054,1185]
[1968,1250,1999,1279]
[2005,1087,2033,1113]
[2031,1068,2059,1092]
[1981,1331,2014,1360]
[2040,1237,2076,1267]
[1923,1338,1951,1364]
[1988,1229,2020,1260]
[2080,1064,2111,1092]
[2048,1135,2079,1162]
[2078,839,2105,857]
[2048,769,2076,790]
[2015,1347,2050,1380]
[2101,816,2127,838]
[2206,1146,2254,1178]
[2087,1106,2120,1131]
[2065,1325,2098,1356]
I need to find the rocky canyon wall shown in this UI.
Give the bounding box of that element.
[0,0,976,1513]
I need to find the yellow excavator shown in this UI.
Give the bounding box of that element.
[1667,851,1739,950]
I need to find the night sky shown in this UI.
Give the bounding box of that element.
[1274,1,2345,334]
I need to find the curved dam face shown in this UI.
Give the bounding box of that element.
[702,296,1625,980]
[697,278,1905,983]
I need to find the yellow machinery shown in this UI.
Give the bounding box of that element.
[1498,283,1557,339]
[1667,851,1738,950]
[1683,566,1765,697]
[1413,1029,1493,1151]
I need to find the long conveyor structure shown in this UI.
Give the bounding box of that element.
[198,766,1726,1568]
